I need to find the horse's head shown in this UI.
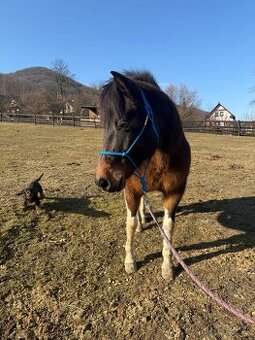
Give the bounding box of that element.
[95,71,159,192]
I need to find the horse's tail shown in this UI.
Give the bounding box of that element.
[35,173,44,182]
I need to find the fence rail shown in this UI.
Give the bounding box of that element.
[182,120,255,136]
[0,113,102,128]
[1,113,255,136]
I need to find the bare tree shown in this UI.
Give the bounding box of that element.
[51,58,74,114]
[0,74,23,113]
[165,83,201,121]
[0,95,8,113]
[20,90,49,115]
[244,109,255,121]
[89,81,104,92]
[1,76,24,100]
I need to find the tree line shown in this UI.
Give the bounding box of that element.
[0,59,99,117]
[0,61,219,121]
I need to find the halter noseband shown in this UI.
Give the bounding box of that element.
[100,90,159,193]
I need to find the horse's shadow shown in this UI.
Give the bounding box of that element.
[43,195,109,218]
[138,196,255,272]
[178,196,255,233]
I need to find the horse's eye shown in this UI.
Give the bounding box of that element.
[117,120,130,131]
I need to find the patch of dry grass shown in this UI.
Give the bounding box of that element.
[0,123,255,339]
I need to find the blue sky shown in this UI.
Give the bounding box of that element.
[1,0,255,119]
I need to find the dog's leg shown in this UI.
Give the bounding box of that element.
[23,198,28,211]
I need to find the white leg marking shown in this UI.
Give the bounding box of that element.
[136,211,143,233]
[139,195,146,224]
[162,209,174,281]
[124,204,138,273]
[136,196,145,232]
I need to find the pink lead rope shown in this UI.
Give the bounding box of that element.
[144,196,255,325]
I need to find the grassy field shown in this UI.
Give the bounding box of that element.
[0,122,255,339]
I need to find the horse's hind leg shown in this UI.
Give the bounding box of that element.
[124,190,141,273]
[136,195,146,232]
[161,192,183,281]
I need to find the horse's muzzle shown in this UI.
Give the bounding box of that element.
[95,176,125,192]
[95,158,128,192]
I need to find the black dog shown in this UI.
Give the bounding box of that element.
[17,173,45,210]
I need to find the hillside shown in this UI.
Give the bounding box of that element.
[0,67,208,119]
[0,66,99,105]
[194,107,209,120]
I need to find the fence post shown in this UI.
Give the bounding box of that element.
[73,115,75,127]
[237,120,241,136]
[34,113,37,125]
[0,113,2,122]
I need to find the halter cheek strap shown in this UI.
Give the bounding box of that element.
[100,89,159,193]
[140,90,159,141]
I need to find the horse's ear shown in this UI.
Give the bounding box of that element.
[111,71,139,99]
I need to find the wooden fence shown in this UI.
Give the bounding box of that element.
[182,120,255,136]
[1,113,255,136]
[0,113,102,128]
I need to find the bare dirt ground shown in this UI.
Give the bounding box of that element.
[0,123,254,339]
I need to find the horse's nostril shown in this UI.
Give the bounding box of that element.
[98,178,110,190]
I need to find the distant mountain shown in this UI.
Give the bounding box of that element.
[194,107,209,120]
[0,66,99,103]
[0,67,209,119]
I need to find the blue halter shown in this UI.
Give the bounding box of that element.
[100,89,159,193]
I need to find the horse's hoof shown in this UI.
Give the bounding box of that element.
[125,262,137,274]
[161,266,174,281]
[141,216,148,224]
[136,226,143,233]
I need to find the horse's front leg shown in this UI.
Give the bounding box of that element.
[136,195,146,233]
[161,193,183,281]
[161,208,175,281]
[124,189,141,273]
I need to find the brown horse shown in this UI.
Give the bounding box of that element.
[95,70,191,280]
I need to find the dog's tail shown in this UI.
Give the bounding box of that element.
[35,173,44,182]
[16,190,24,196]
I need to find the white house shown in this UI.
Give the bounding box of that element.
[208,103,236,121]
[64,101,75,114]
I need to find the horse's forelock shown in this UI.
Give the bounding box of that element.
[99,70,160,125]
[100,81,125,124]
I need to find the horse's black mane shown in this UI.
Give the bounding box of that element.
[122,70,160,88]
[100,70,160,122]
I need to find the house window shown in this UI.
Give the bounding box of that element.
[220,111,224,117]
[215,112,219,117]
